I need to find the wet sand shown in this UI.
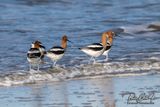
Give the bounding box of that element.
[0,73,159,107]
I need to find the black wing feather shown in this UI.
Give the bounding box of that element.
[27,48,41,58]
[88,43,103,51]
[48,46,65,55]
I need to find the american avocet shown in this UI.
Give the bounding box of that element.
[27,41,42,71]
[79,31,115,63]
[102,31,115,61]
[32,40,46,61]
[46,35,71,67]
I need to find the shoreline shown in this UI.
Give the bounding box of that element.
[0,73,159,107]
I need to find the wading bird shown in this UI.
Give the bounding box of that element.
[79,31,116,63]
[46,35,72,67]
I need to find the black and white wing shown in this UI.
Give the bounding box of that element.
[27,48,41,58]
[80,43,103,51]
[47,46,65,55]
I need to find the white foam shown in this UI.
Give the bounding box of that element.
[119,21,160,35]
[120,25,147,34]
[0,59,160,87]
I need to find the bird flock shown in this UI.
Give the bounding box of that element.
[27,31,115,71]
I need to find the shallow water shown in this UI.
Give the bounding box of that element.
[0,0,160,85]
[1,0,160,106]
[0,1,160,106]
[0,74,160,107]
[0,0,160,70]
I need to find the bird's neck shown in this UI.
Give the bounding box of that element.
[108,37,113,45]
[34,44,40,48]
[101,35,107,46]
[31,44,39,48]
[31,44,35,48]
[61,40,67,49]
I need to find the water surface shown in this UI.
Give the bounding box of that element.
[0,1,160,106]
[0,74,160,107]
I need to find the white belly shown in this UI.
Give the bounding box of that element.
[46,53,64,61]
[81,48,104,57]
[27,57,41,64]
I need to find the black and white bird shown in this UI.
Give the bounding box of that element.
[27,41,42,71]
[79,31,115,63]
[46,35,71,67]
[32,40,46,61]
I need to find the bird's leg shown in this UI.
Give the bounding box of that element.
[89,56,93,64]
[93,57,96,64]
[105,53,109,61]
[54,61,57,67]
[29,64,35,75]
[52,61,57,67]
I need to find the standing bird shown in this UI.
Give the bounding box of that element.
[102,31,115,61]
[27,41,42,71]
[32,41,46,61]
[79,31,115,63]
[46,35,71,67]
